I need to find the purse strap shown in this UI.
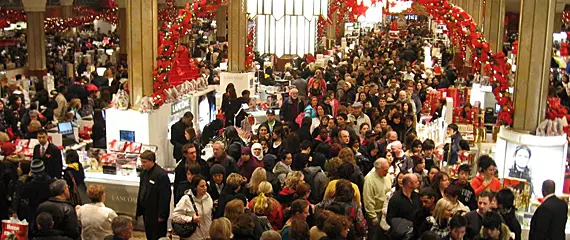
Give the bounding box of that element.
[188,194,199,216]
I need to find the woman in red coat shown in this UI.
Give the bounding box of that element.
[471,155,501,195]
[248,181,284,230]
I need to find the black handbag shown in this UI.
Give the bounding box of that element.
[172,194,199,238]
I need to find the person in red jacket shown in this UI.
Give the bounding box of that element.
[471,155,501,195]
[248,181,284,230]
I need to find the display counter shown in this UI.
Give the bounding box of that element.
[105,86,216,168]
[84,172,175,217]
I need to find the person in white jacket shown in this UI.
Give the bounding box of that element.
[172,175,214,240]
[77,185,118,240]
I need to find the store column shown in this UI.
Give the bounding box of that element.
[117,0,128,63]
[228,0,247,72]
[326,11,338,43]
[553,3,565,33]
[470,0,483,27]
[483,0,505,53]
[126,0,158,105]
[23,0,47,78]
[513,0,555,131]
[216,5,228,42]
[60,0,74,37]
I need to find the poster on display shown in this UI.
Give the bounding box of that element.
[494,128,567,200]
[198,92,217,132]
[167,98,192,140]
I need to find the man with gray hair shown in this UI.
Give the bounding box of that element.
[104,216,133,240]
[389,141,413,173]
[35,179,81,239]
[280,88,305,129]
[363,158,393,239]
[378,130,398,157]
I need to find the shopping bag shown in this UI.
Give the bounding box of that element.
[1,219,28,240]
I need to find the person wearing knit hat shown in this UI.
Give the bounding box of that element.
[208,164,226,201]
[31,159,45,173]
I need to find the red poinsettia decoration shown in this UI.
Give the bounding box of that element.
[151,0,226,107]
[416,0,514,126]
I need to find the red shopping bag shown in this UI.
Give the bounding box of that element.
[1,219,28,240]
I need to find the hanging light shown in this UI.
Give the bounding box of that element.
[248,0,328,57]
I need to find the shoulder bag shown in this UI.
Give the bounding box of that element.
[172,194,199,238]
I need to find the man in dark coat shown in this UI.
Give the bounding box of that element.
[66,78,87,103]
[280,88,304,129]
[33,212,73,240]
[173,143,208,203]
[445,123,462,165]
[136,150,171,240]
[35,179,81,240]
[529,180,568,240]
[16,159,55,233]
[205,141,239,180]
[170,111,193,161]
[259,109,283,133]
[33,130,63,179]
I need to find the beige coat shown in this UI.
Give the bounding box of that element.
[77,202,118,240]
[54,93,67,122]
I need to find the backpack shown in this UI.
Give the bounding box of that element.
[256,215,273,232]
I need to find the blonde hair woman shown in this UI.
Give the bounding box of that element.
[209,217,232,240]
[248,181,283,230]
[68,98,82,121]
[277,171,305,208]
[424,198,456,238]
[247,167,267,198]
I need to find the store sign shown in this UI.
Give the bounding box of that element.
[171,98,191,115]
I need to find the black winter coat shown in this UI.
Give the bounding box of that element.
[170,119,189,161]
[136,164,172,237]
[35,198,81,240]
[32,229,73,240]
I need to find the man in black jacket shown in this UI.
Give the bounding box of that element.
[35,179,81,240]
[33,130,63,179]
[16,159,55,234]
[170,112,193,161]
[529,180,568,240]
[465,191,493,240]
[136,150,171,240]
[33,212,73,240]
[452,164,477,210]
[206,141,239,179]
[173,143,208,203]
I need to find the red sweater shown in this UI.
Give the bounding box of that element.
[470,174,501,195]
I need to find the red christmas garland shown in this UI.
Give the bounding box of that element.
[45,8,118,32]
[0,7,117,31]
[158,0,177,30]
[418,0,513,125]
[245,24,255,70]
[0,8,26,28]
